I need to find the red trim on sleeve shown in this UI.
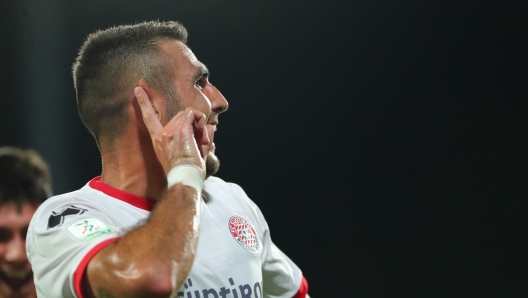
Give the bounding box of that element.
[293,276,309,298]
[89,176,157,211]
[73,238,120,298]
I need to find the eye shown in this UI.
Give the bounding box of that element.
[0,228,12,243]
[196,77,206,90]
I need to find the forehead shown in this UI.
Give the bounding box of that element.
[0,202,38,227]
[158,40,204,73]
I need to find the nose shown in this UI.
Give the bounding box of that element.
[5,235,27,263]
[207,83,229,115]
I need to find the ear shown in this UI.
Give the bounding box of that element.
[137,79,161,121]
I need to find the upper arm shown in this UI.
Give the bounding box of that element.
[80,184,202,298]
[81,228,174,298]
[250,202,308,297]
[27,202,122,298]
[80,239,122,298]
[260,240,308,297]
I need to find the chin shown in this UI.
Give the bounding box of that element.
[0,274,36,298]
[205,151,220,178]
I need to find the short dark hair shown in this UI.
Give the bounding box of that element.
[0,147,52,205]
[72,21,188,145]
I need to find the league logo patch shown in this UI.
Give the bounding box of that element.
[67,218,113,242]
[228,216,261,254]
[47,206,88,229]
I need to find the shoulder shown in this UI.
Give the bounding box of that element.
[31,185,108,227]
[203,176,269,232]
[29,182,144,236]
[32,188,91,224]
[27,186,123,297]
[203,176,242,192]
[204,176,258,209]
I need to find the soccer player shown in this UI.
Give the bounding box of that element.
[0,147,52,298]
[27,21,309,298]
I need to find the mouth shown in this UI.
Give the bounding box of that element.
[208,119,218,131]
[0,270,34,292]
[208,123,217,132]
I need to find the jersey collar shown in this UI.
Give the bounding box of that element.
[88,176,157,211]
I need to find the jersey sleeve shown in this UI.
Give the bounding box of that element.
[26,199,122,298]
[256,206,308,298]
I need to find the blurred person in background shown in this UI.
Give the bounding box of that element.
[0,147,52,298]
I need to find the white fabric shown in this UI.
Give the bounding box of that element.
[27,176,302,298]
[167,163,203,192]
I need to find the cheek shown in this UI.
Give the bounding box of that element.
[158,102,171,124]
[0,245,6,258]
[199,94,212,113]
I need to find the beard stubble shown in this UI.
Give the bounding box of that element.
[166,94,220,178]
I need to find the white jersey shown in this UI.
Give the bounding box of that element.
[27,176,307,298]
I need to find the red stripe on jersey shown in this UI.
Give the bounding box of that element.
[89,176,157,211]
[73,238,120,298]
[293,276,309,298]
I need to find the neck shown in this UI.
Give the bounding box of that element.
[100,133,167,200]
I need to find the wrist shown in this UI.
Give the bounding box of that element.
[167,163,204,192]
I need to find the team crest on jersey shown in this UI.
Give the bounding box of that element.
[228,216,261,254]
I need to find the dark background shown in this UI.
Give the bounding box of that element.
[1,1,527,296]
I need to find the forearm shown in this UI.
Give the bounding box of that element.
[84,184,201,298]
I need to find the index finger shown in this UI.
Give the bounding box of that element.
[135,87,163,137]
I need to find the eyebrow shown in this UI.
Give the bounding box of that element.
[194,65,210,82]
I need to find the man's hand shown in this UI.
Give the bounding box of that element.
[135,86,213,177]
[82,89,209,298]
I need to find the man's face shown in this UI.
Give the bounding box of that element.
[0,202,37,298]
[158,40,229,177]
